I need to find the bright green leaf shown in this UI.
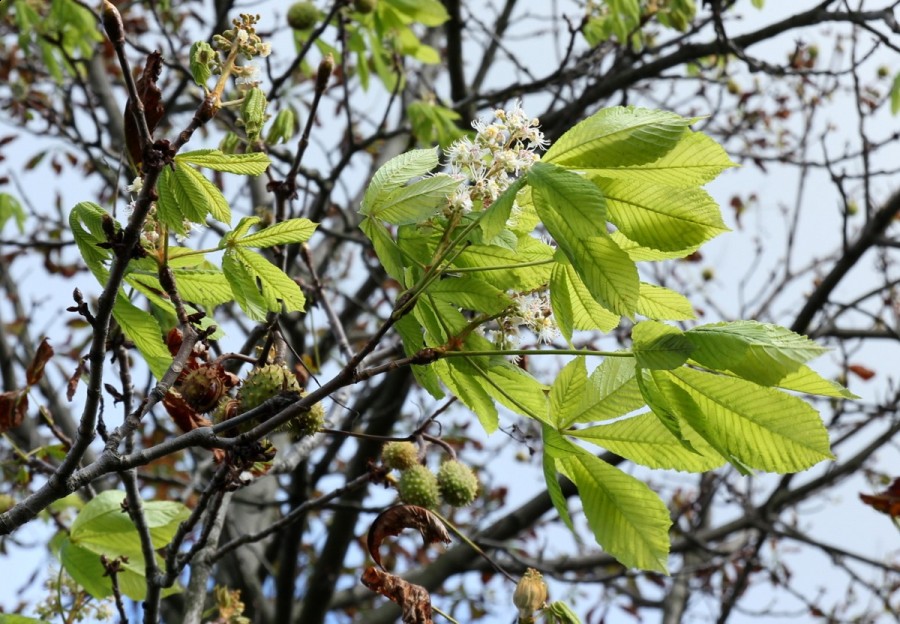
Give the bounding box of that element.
[174,163,231,224]
[685,320,828,386]
[664,367,834,472]
[373,174,458,224]
[427,276,512,315]
[593,178,729,252]
[112,296,172,380]
[569,411,724,472]
[636,283,696,320]
[175,149,271,175]
[559,357,644,427]
[551,357,589,427]
[360,216,407,283]
[0,193,26,233]
[544,106,690,169]
[434,358,499,433]
[632,321,693,370]
[450,235,554,292]
[550,257,620,343]
[361,148,438,215]
[230,218,317,248]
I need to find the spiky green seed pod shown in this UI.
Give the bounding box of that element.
[238,364,302,413]
[437,460,479,507]
[382,441,419,471]
[291,396,325,438]
[397,465,441,509]
[287,2,320,30]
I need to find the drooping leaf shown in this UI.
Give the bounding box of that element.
[557,356,645,427]
[25,338,54,386]
[222,248,306,321]
[450,236,554,292]
[541,427,575,533]
[662,367,834,472]
[0,193,26,233]
[550,260,620,343]
[175,149,271,175]
[528,161,608,237]
[550,358,590,428]
[546,432,671,572]
[174,163,231,224]
[470,357,551,425]
[394,314,444,399]
[366,504,450,569]
[434,358,498,433]
[112,296,172,380]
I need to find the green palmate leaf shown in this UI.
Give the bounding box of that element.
[545,601,583,624]
[394,313,444,398]
[636,282,696,320]
[171,269,233,307]
[773,365,858,399]
[360,217,407,282]
[386,0,450,26]
[223,248,306,321]
[479,176,526,242]
[434,358,498,432]
[546,432,671,572]
[266,107,297,144]
[407,99,466,147]
[593,178,729,252]
[451,236,554,291]
[157,165,211,230]
[229,218,317,248]
[222,253,268,321]
[528,161,608,234]
[550,259,620,343]
[685,320,828,386]
[69,202,112,281]
[632,321,693,370]
[427,275,512,315]
[0,192,26,233]
[0,615,52,624]
[558,357,645,427]
[113,296,172,380]
[551,357,590,427]
[611,230,702,262]
[175,163,231,224]
[372,174,458,225]
[471,357,551,425]
[541,424,575,533]
[636,369,695,450]
[568,237,640,318]
[62,490,189,600]
[661,367,834,472]
[569,411,724,472]
[361,148,438,215]
[544,106,690,169]
[175,149,270,175]
[581,129,736,187]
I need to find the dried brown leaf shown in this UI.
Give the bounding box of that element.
[25,337,53,386]
[361,566,433,624]
[367,504,451,569]
[860,477,900,518]
[126,51,164,169]
[0,389,28,433]
[66,357,88,402]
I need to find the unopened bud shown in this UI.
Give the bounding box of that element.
[513,568,548,621]
[101,0,125,45]
[316,54,334,93]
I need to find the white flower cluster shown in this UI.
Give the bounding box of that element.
[444,102,548,214]
[510,291,558,345]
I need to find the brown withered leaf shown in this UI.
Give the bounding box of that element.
[848,364,876,381]
[163,391,212,434]
[361,567,433,624]
[367,505,451,569]
[66,357,88,402]
[125,51,164,169]
[25,337,53,386]
[0,389,28,433]
[860,478,900,518]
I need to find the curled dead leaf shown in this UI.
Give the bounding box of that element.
[25,337,53,386]
[366,504,451,569]
[126,51,164,169]
[361,566,433,624]
[0,389,28,433]
[848,364,876,381]
[860,477,900,518]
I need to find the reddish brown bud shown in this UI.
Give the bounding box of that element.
[316,54,334,93]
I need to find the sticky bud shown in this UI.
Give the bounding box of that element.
[513,568,548,622]
[316,54,334,93]
[101,0,125,45]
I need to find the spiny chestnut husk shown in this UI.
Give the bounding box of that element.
[397,464,441,509]
[381,441,419,471]
[180,365,229,413]
[436,460,479,507]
